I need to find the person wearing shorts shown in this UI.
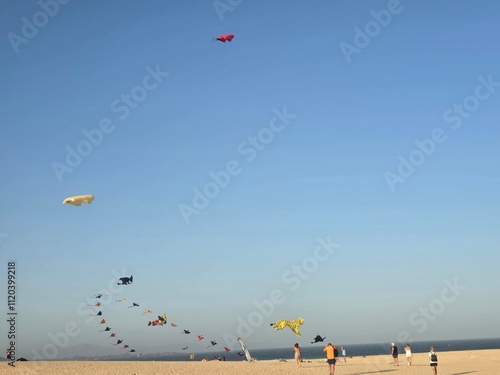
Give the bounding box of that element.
[324,343,336,375]
[429,346,438,375]
[404,343,412,365]
[391,343,399,366]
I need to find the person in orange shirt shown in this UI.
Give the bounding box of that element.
[323,343,336,375]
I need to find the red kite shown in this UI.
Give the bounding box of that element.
[214,34,234,43]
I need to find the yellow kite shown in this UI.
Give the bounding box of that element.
[270,317,304,337]
[63,194,94,206]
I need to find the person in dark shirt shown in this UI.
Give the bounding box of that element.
[391,343,399,366]
[429,346,438,375]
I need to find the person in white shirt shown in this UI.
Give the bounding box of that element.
[404,344,412,366]
[429,346,438,375]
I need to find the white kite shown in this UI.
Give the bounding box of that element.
[236,337,254,362]
[63,194,94,206]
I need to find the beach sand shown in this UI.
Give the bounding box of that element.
[2,349,499,374]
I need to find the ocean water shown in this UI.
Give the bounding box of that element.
[122,337,500,362]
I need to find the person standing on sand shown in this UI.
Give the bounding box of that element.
[341,346,347,363]
[429,346,438,375]
[5,349,14,367]
[391,343,399,366]
[293,343,302,368]
[324,343,336,375]
[404,343,412,365]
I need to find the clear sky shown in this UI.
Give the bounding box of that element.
[1,0,500,359]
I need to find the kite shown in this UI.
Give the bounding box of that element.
[93,291,114,298]
[89,302,101,307]
[112,340,123,346]
[89,311,102,316]
[207,340,217,348]
[160,315,167,324]
[99,319,106,324]
[224,347,231,352]
[170,323,177,327]
[237,338,253,362]
[237,352,245,357]
[129,303,139,308]
[182,330,191,334]
[63,194,94,206]
[141,309,152,316]
[117,275,133,285]
[115,297,128,302]
[95,291,115,297]
[158,314,167,325]
[214,34,234,43]
[130,349,136,353]
[311,334,326,344]
[270,317,304,337]
[197,335,204,341]
[106,333,116,339]
[148,314,167,327]
[99,327,111,332]
[182,346,188,350]
[122,345,129,349]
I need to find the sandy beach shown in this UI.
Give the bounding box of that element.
[2,349,499,375]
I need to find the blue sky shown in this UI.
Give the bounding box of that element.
[1,0,500,359]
